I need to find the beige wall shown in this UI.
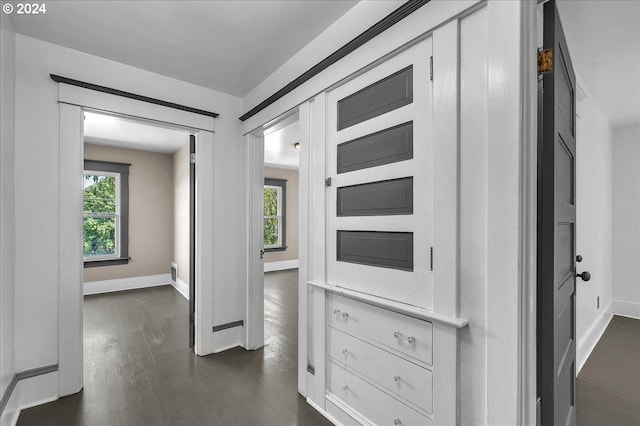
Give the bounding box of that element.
[173,143,190,285]
[264,167,298,263]
[84,143,174,282]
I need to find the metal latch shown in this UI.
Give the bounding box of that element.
[190,153,196,164]
[538,48,553,75]
[325,177,332,187]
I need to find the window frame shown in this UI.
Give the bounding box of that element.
[263,178,287,252]
[83,159,130,267]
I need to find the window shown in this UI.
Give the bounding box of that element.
[264,178,286,251]
[83,160,130,267]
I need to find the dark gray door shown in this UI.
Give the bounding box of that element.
[537,1,582,425]
[189,134,195,348]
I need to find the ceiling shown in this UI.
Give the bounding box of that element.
[8,1,637,127]
[84,111,192,154]
[557,0,640,127]
[8,0,358,97]
[265,120,299,170]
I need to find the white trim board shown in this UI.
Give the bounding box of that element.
[577,304,613,374]
[612,300,640,320]
[2,372,59,426]
[83,273,172,295]
[264,259,299,272]
[172,278,189,300]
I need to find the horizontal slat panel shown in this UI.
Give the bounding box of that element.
[337,231,413,271]
[337,177,413,216]
[337,66,413,131]
[337,122,413,174]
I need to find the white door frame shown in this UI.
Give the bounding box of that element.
[243,108,301,347]
[57,85,216,396]
[244,131,264,351]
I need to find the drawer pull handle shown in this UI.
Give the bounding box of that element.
[342,349,348,356]
[394,419,402,425]
[333,309,349,319]
[394,375,401,382]
[343,385,349,392]
[393,331,416,344]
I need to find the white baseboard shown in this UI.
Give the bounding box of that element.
[577,303,613,374]
[612,299,640,320]
[83,273,172,295]
[307,397,346,426]
[4,372,59,426]
[212,326,243,354]
[264,259,299,272]
[172,278,189,300]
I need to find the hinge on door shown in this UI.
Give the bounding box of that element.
[537,48,553,75]
[429,56,433,81]
[190,153,196,164]
[325,177,332,187]
[430,246,433,271]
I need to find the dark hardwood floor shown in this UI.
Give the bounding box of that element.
[577,315,640,426]
[18,271,331,426]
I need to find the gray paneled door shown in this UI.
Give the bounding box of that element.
[537,1,582,425]
[326,38,433,308]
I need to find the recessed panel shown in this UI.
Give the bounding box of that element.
[556,136,574,205]
[337,177,413,217]
[337,231,413,271]
[556,222,574,286]
[557,45,575,137]
[555,358,575,426]
[555,295,574,371]
[337,122,413,174]
[337,66,413,130]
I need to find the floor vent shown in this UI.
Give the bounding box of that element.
[171,262,177,282]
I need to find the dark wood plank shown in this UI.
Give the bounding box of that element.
[18,278,330,426]
[577,316,640,426]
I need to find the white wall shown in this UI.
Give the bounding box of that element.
[12,33,245,401]
[0,10,17,426]
[173,142,190,286]
[613,123,640,319]
[574,75,614,372]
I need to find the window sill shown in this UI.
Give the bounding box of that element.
[84,257,129,268]
[264,246,287,253]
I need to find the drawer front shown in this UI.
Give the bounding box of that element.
[328,326,433,413]
[328,294,433,365]
[328,361,433,426]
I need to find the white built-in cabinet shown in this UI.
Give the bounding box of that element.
[302,19,470,426]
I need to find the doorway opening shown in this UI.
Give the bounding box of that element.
[81,110,197,385]
[261,116,301,355]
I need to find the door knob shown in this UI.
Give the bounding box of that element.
[576,255,583,262]
[577,271,591,281]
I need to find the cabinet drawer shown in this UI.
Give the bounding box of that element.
[328,326,433,413]
[327,361,433,426]
[328,294,433,366]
